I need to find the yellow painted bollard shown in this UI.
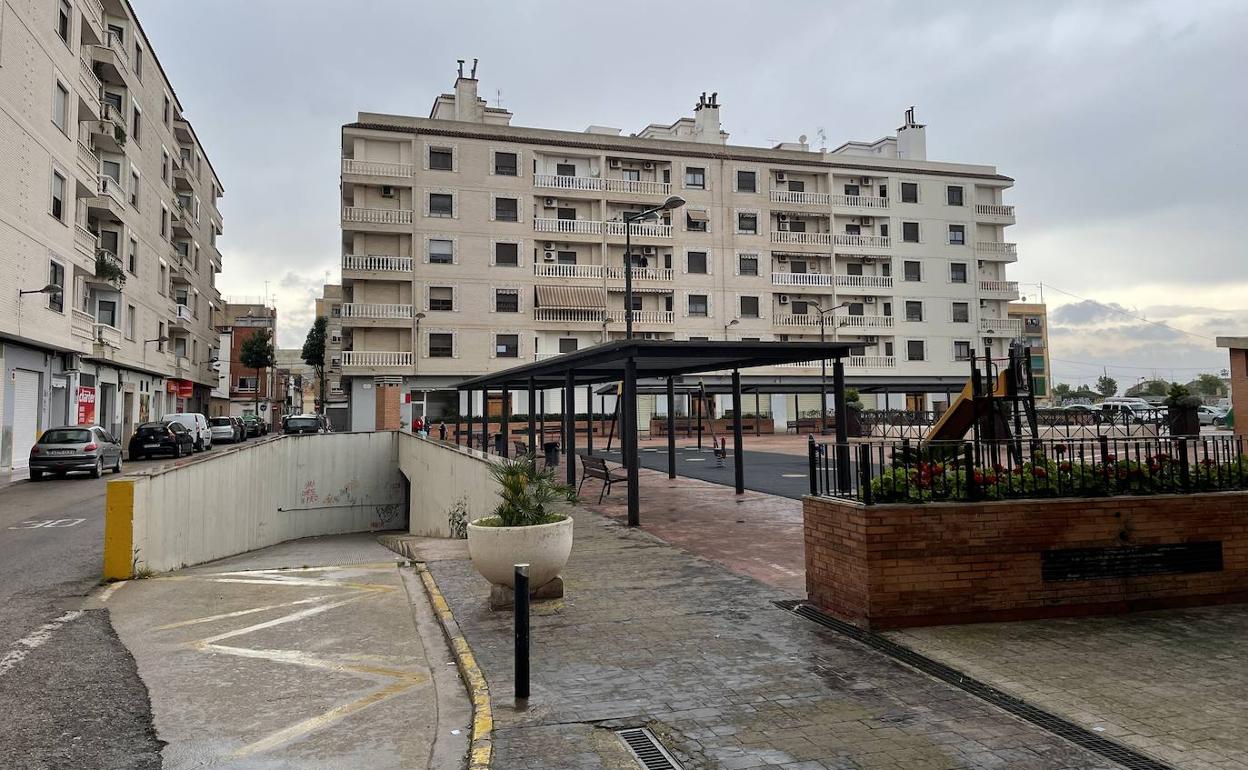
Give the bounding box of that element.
[103,479,135,580]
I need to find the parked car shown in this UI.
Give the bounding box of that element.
[231,416,247,441]
[129,421,195,460]
[284,414,327,435]
[209,416,238,444]
[165,413,213,452]
[1199,405,1230,426]
[240,414,262,438]
[29,426,123,480]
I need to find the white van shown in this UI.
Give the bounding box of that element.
[165,413,212,452]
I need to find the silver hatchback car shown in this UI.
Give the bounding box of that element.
[28,426,124,480]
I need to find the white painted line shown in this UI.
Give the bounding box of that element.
[8,518,86,529]
[781,473,807,478]
[98,581,128,603]
[685,458,706,462]
[0,611,83,677]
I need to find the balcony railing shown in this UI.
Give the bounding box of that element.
[94,323,122,348]
[341,351,413,368]
[342,207,413,225]
[839,315,896,329]
[79,59,102,114]
[341,303,414,320]
[974,203,1015,218]
[534,308,606,323]
[834,274,894,290]
[979,279,1020,298]
[774,315,821,327]
[104,29,129,70]
[534,217,602,235]
[620,310,674,324]
[96,174,124,206]
[603,178,671,196]
[534,173,602,192]
[605,221,672,238]
[771,190,831,206]
[979,318,1025,335]
[534,263,605,279]
[534,174,673,196]
[81,0,103,34]
[341,158,413,177]
[777,356,897,369]
[771,231,832,246]
[71,309,95,340]
[832,194,890,209]
[605,266,674,281]
[76,140,99,181]
[772,272,835,287]
[342,255,413,272]
[74,224,96,259]
[975,241,1018,258]
[834,233,891,248]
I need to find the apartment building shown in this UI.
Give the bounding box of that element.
[337,66,1018,429]
[214,301,277,423]
[1008,302,1051,403]
[0,0,225,474]
[315,283,349,429]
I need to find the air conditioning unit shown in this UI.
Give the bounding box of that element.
[865,336,878,344]
[864,296,876,304]
[543,242,555,250]
[608,159,622,169]
[543,251,556,261]
[380,185,395,198]
[777,255,788,262]
[778,222,790,231]
[642,161,654,170]
[641,332,660,340]
[543,197,557,207]
[642,246,657,256]
[778,294,790,305]
[775,173,786,183]
[861,217,873,226]
[860,177,872,185]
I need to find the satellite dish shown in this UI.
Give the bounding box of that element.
[798,134,808,144]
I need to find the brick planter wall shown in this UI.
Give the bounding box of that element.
[804,492,1248,629]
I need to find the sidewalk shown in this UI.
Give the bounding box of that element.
[425,509,1109,769]
[97,533,470,770]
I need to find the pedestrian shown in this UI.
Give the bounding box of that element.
[438,421,447,441]
[413,416,425,434]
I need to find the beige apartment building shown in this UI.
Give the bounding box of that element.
[1008,301,1052,403]
[336,67,1019,430]
[0,0,224,474]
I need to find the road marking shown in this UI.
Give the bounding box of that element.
[781,473,807,478]
[685,458,706,462]
[8,518,86,529]
[155,596,332,630]
[0,610,83,677]
[98,581,128,603]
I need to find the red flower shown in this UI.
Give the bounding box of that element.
[1032,466,1048,478]
[1059,461,1072,472]
[1106,454,1118,464]
[973,471,985,485]
[932,463,945,475]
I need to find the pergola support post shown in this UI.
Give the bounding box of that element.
[500,387,510,457]
[666,376,676,479]
[564,370,576,486]
[585,384,594,456]
[527,378,537,455]
[624,356,639,526]
[479,387,489,453]
[732,369,745,495]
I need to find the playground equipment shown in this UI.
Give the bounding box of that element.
[922,343,1040,459]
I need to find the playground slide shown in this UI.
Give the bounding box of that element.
[924,372,1010,443]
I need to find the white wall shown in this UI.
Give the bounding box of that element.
[397,433,499,537]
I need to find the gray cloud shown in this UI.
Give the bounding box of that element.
[1050,300,1132,326]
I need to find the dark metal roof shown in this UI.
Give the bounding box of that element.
[456,340,855,391]
[594,374,970,396]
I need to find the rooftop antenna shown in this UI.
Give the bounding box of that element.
[470,58,478,78]
[816,127,827,152]
[496,88,503,108]
[456,59,464,78]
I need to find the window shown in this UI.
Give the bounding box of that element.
[847,302,864,316]
[738,254,758,276]
[686,251,707,274]
[237,376,257,391]
[134,42,143,79]
[97,298,117,327]
[427,238,454,264]
[686,209,709,232]
[739,295,760,318]
[555,163,576,177]
[903,260,922,281]
[429,333,453,358]
[736,170,756,193]
[948,224,966,245]
[627,293,643,311]
[906,340,926,361]
[687,294,708,317]
[556,250,577,264]
[158,264,167,296]
[428,286,454,311]
[494,152,518,176]
[879,183,888,199]
[428,193,453,217]
[900,182,919,203]
[737,212,757,234]
[844,184,860,197]
[495,333,519,358]
[128,238,138,273]
[621,168,640,181]
[558,338,578,353]
[788,179,805,193]
[132,106,141,144]
[126,305,136,340]
[161,148,170,183]
[946,185,964,206]
[684,166,705,189]
[905,301,924,322]
[163,95,171,126]
[880,222,890,238]
[494,242,518,266]
[160,205,169,237]
[902,221,920,242]
[951,302,970,323]
[845,263,863,276]
[57,1,71,42]
[954,341,972,361]
[47,261,64,312]
[428,147,453,170]
[494,197,518,222]
[494,289,519,313]
[130,170,140,208]
[50,171,66,221]
[53,82,69,133]
[791,301,809,315]
[950,262,968,283]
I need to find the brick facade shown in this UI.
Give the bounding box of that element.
[804,492,1248,629]
[1229,347,1248,439]
[374,382,402,430]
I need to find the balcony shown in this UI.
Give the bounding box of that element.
[534,217,602,236]
[80,0,103,43]
[342,206,414,226]
[604,266,674,282]
[93,323,122,349]
[777,355,897,369]
[979,279,1020,299]
[975,241,1018,260]
[832,194,890,210]
[771,231,832,246]
[604,178,671,196]
[341,158,413,178]
[979,318,1024,336]
[172,203,194,236]
[834,274,894,292]
[90,103,126,152]
[87,175,125,218]
[71,309,95,341]
[534,308,607,324]
[340,303,414,323]
[605,221,672,238]
[90,31,130,85]
[170,303,193,328]
[771,272,835,288]
[76,140,99,187]
[974,203,1016,224]
[74,224,97,262]
[774,315,820,327]
[616,310,674,325]
[534,263,605,279]
[533,173,672,197]
[342,255,413,274]
[833,233,891,249]
[838,315,896,330]
[78,59,102,120]
[771,190,831,206]
[341,351,413,370]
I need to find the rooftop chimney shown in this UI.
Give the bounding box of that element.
[454,58,484,123]
[896,106,926,160]
[692,91,726,144]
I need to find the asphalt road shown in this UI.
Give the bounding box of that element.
[599,445,817,499]
[0,439,254,769]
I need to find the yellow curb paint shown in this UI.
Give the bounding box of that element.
[417,564,493,770]
[103,479,135,581]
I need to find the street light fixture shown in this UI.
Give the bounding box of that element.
[19,283,63,297]
[622,195,686,339]
[810,301,849,434]
[724,318,739,340]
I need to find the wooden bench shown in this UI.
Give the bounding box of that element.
[512,439,530,457]
[578,454,627,503]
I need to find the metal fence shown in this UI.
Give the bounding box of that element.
[857,407,1172,441]
[859,410,939,439]
[809,434,1248,504]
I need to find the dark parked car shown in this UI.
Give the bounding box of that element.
[284,414,327,435]
[241,414,262,438]
[128,421,195,460]
[29,426,123,480]
[231,416,247,441]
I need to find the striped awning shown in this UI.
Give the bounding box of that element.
[535,284,606,309]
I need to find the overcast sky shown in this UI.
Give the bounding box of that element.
[132,0,1248,388]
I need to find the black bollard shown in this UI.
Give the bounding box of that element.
[514,563,530,700]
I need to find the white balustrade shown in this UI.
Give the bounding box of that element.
[839,315,895,329]
[777,356,897,369]
[772,272,835,287]
[534,217,603,235]
[534,173,602,192]
[623,310,674,324]
[604,266,673,281]
[342,207,413,225]
[341,351,413,368]
[94,323,122,348]
[74,224,97,258]
[979,280,1019,296]
[771,189,831,206]
[832,194,890,209]
[71,309,95,340]
[81,0,103,31]
[105,29,129,69]
[605,221,672,238]
[834,274,894,289]
[771,231,833,246]
[96,174,123,205]
[79,59,102,112]
[533,263,605,278]
[342,255,413,272]
[603,178,671,195]
[834,233,891,248]
[975,203,1015,217]
[534,308,606,323]
[975,241,1018,257]
[341,159,413,177]
[341,303,414,319]
[979,318,1024,335]
[774,315,821,326]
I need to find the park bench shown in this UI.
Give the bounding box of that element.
[513,439,530,457]
[578,453,627,503]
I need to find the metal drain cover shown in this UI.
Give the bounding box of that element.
[616,727,683,770]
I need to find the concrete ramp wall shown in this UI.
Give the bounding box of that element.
[397,433,500,537]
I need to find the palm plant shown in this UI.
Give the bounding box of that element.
[488,454,576,527]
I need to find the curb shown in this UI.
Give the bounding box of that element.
[415,563,493,770]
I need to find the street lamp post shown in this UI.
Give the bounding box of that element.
[623,195,685,339]
[812,301,848,434]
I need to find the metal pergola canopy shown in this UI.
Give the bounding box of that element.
[455,339,857,391]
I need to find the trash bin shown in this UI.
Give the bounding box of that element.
[495,432,506,455]
[543,441,561,467]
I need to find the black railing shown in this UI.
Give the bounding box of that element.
[809,435,1248,504]
[859,409,939,439]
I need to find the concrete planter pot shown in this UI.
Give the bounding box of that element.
[466,514,573,589]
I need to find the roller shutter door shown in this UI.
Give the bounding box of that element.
[10,370,41,470]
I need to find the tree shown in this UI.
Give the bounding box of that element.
[1126,379,1170,398]
[239,328,275,421]
[1051,383,1073,402]
[1193,373,1226,397]
[1095,375,1118,398]
[301,316,328,413]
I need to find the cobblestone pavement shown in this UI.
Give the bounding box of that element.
[429,510,1114,769]
[887,607,1248,770]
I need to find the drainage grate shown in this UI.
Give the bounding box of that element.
[616,727,683,770]
[775,600,1177,770]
